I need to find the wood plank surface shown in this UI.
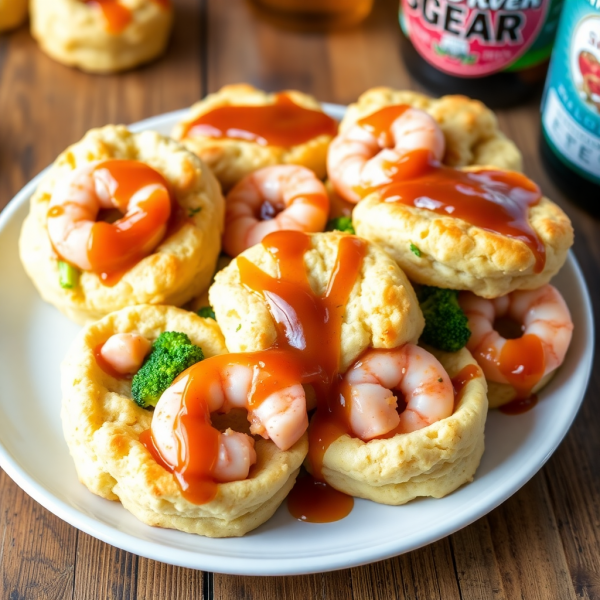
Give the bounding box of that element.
[1,0,599,599]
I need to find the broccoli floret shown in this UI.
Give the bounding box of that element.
[326,216,355,235]
[197,306,216,320]
[151,331,194,353]
[418,286,471,353]
[131,331,204,408]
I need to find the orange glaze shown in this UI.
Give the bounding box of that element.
[374,150,545,273]
[498,334,546,399]
[451,363,480,409]
[353,108,545,272]
[84,0,169,33]
[238,231,366,483]
[287,474,354,523]
[84,0,132,33]
[141,230,364,513]
[141,349,304,504]
[356,103,410,147]
[94,343,131,380]
[85,160,171,279]
[183,94,338,147]
[451,364,481,397]
[499,395,539,415]
[473,332,546,400]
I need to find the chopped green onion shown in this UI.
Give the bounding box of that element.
[188,207,202,217]
[236,324,241,332]
[197,306,216,320]
[58,261,80,289]
[410,243,422,257]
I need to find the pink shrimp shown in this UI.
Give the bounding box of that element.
[46,159,171,274]
[222,165,329,257]
[151,352,309,483]
[327,105,445,203]
[459,285,573,391]
[342,345,454,440]
[100,333,151,375]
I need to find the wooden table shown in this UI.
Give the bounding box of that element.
[1,1,598,598]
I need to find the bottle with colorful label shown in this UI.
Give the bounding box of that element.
[540,0,600,207]
[399,0,564,108]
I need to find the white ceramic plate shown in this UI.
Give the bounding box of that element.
[0,106,594,576]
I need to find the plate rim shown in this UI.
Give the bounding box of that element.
[0,104,594,576]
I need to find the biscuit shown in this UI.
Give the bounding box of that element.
[30,0,173,73]
[209,231,424,373]
[315,346,487,505]
[19,125,225,324]
[340,87,522,171]
[172,84,336,192]
[0,0,27,31]
[353,172,573,298]
[61,305,308,538]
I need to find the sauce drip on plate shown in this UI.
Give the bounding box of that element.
[287,474,354,523]
[499,395,539,415]
[183,94,338,147]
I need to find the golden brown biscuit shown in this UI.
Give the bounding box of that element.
[30,0,173,73]
[61,305,308,538]
[172,84,337,192]
[19,125,225,324]
[340,87,522,171]
[353,169,573,298]
[315,346,487,505]
[209,231,424,372]
[0,0,27,31]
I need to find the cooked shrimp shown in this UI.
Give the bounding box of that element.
[151,353,308,483]
[458,285,573,389]
[222,165,329,257]
[342,345,454,440]
[100,333,151,375]
[47,160,171,273]
[327,106,445,203]
[150,377,258,483]
[213,429,258,483]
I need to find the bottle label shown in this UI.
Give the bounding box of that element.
[400,0,553,77]
[541,0,600,184]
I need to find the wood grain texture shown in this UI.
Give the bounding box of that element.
[1,0,600,598]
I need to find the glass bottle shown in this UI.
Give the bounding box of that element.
[399,0,564,108]
[540,0,600,213]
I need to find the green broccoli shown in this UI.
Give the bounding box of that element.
[326,216,355,235]
[131,331,204,408]
[417,286,471,353]
[197,306,216,320]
